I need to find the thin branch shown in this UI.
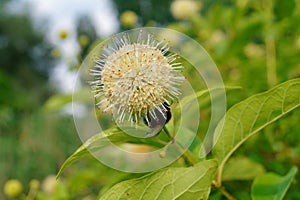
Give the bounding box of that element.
[163,126,174,143]
[158,126,196,166]
[212,180,236,200]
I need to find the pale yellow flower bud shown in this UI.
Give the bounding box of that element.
[244,43,265,58]
[51,48,61,58]
[58,30,69,39]
[170,0,201,20]
[41,175,57,194]
[78,35,90,47]
[29,179,40,190]
[3,179,23,198]
[120,10,138,27]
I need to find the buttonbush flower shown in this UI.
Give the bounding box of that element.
[90,32,184,125]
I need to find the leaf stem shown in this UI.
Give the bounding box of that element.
[212,180,236,200]
[24,186,37,200]
[164,126,196,166]
[163,126,174,143]
[174,142,196,166]
[155,127,196,166]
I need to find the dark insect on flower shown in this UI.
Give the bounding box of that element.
[143,102,172,137]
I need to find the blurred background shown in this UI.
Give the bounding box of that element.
[1,0,300,199]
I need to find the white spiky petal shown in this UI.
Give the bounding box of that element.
[91,33,184,124]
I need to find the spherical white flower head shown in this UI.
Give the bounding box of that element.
[91,32,184,124]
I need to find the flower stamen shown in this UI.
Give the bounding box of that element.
[90,32,184,125]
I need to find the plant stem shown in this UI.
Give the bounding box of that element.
[163,126,174,142]
[218,187,236,200]
[174,142,196,166]
[212,181,236,200]
[157,126,196,166]
[24,187,37,200]
[266,35,277,87]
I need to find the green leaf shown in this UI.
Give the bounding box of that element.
[56,127,161,178]
[222,156,265,181]
[57,86,240,178]
[251,166,298,200]
[99,159,218,200]
[43,94,72,111]
[172,86,241,133]
[57,125,198,177]
[211,78,300,180]
[43,88,91,111]
[178,86,242,110]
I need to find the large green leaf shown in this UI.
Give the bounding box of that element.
[56,128,161,178]
[99,159,218,200]
[57,125,199,177]
[211,78,300,180]
[251,166,298,200]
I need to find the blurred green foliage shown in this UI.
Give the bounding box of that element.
[113,0,175,27]
[0,1,82,199]
[1,0,300,199]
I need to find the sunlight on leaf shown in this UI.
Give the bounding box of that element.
[99,159,218,200]
[251,166,298,200]
[211,78,300,182]
[56,128,160,178]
